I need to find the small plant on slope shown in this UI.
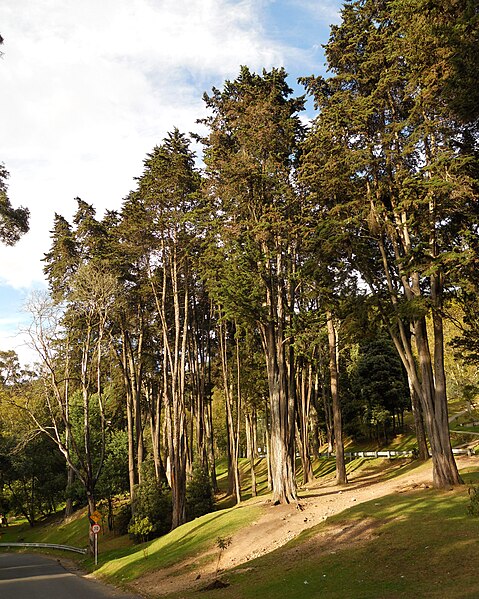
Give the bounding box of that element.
[215,536,232,578]
[467,485,479,517]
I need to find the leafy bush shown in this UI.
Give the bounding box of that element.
[128,515,154,543]
[467,485,479,517]
[114,502,132,535]
[186,463,214,520]
[129,460,171,541]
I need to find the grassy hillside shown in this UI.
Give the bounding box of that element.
[184,482,479,599]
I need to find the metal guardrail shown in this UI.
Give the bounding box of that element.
[0,542,87,554]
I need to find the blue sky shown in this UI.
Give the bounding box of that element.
[0,0,342,364]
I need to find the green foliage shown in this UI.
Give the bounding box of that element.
[216,535,232,551]
[215,535,232,578]
[113,502,132,536]
[128,515,154,543]
[0,163,29,246]
[129,461,171,541]
[199,66,305,327]
[467,485,479,517]
[97,430,130,498]
[0,432,66,526]
[351,337,410,441]
[186,464,215,520]
[63,477,86,508]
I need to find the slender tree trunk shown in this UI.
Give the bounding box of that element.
[147,380,167,483]
[297,360,314,484]
[64,465,75,517]
[265,402,272,492]
[205,397,218,492]
[234,332,243,502]
[219,319,241,503]
[408,374,429,460]
[150,248,188,530]
[318,351,334,453]
[326,312,347,485]
[120,330,137,503]
[246,412,257,497]
[310,398,321,459]
[126,389,136,502]
[64,368,75,517]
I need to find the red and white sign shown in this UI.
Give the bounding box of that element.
[91,523,101,534]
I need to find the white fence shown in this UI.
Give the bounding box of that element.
[318,448,475,459]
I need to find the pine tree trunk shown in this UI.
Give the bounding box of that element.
[408,375,429,460]
[327,312,347,485]
[246,412,257,497]
[414,315,462,487]
[264,322,297,504]
[297,361,314,484]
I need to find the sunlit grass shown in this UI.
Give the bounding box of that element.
[168,468,479,599]
[94,502,262,583]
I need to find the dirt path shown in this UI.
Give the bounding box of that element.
[130,456,478,597]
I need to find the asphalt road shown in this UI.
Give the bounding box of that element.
[0,553,142,599]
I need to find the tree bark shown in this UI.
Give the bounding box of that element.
[413,314,462,487]
[326,312,347,485]
[262,321,297,504]
[407,374,429,460]
[297,359,314,485]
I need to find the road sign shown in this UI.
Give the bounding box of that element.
[91,524,101,566]
[90,510,102,524]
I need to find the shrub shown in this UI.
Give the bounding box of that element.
[128,515,154,543]
[114,502,132,536]
[129,460,171,541]
[467,485,479,517]
[186,463,214,520]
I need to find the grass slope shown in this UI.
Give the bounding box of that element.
[168,477,479,598]
[95,503,262,584]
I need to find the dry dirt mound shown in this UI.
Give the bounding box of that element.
[129,455,478,597]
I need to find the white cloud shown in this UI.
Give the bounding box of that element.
[0,0,285,288]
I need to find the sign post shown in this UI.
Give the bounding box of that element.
[91,523,101,565]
